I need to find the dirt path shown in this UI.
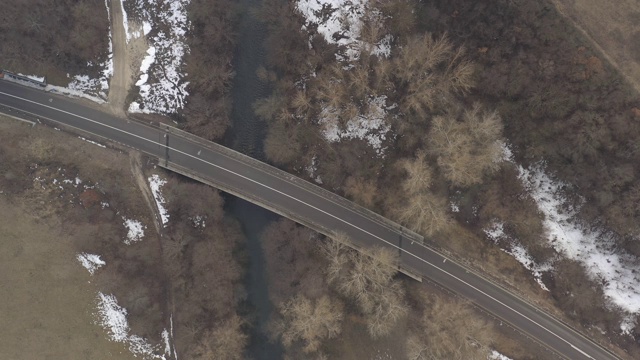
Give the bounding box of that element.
[108,0,148,117]
[109,0,131,117]
[129,152,162,236]
[549,0,640,95]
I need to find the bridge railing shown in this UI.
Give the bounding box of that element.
[160,160,422,281]
[158,122,424,244]
[157,123,423,280]
[0,70,47,87]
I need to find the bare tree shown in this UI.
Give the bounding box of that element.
[393,33,475,116]
[399,150,433,195]
[364,281,409,338]
[406,293,493,360]
[406,334,429,360]
[344,176,378,208]
[428,104,503,187]
[391,149,451,236]
[291,89,313,117]
[321,234,350,285]
[395,192,450,236]
[264,122,303,165]
[193,315,248,360]
[261,219,326,303]
[321,237,408,338]
[275,295,344,353]
[182,94,231,141]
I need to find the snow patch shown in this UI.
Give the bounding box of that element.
[139,46,157,76]
[122,217,146,244]
[17,73,45,82]
[170,315,178,359]
[120,0,151,42]
[484,221,552,291]
[497,142,640,330]
[498,141,514,163]
[128,0,191,114]
[96,293,166,359]
[143,21,152,35]
[518,163,640,317]
[319,95,393,155]
[96,293,129,343]
[78,136,107,148]
[77,253,106,275]
[148,174,170,226]
[620,316,637,336]
[46,85,107,104]
[189,215,206,229]
[305,155,323,184]
[161,329,171,356]
[121,0,132,42]
[489,350,513,360]
[295,0,392,62]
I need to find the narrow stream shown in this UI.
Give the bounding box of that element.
[223,0,283,358]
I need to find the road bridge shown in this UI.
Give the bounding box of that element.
[0,79,623,360]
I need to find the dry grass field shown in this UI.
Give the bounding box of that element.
[0,197,136,360]
[550,0,640,94]
[0,117,148,359]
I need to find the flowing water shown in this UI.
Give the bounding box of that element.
[224,0,283,358]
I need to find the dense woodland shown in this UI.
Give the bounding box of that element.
[161,176,249,359]
[0,0,110,84]
[423,0,640,343]
[256,0,502,232]
[261,219,496,359]
[254,0,640,354]
[426,0,640,251]
[4,0,640,357]
[179,0,239,140]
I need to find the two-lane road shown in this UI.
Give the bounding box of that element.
[0,79,622,360]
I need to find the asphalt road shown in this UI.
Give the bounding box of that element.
[0,79,622,360]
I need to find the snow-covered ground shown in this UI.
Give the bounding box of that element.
[120,0,152,43]
[519,162,640,333]
[305,155,323,184]
[96,292,169,359]
[125,0,191,114]
[17,73,46,83]
[488,350,513,360]
[122,217,146,245]
[32,168,100,197]
[77,253,106,275]
[148,174,170,226]
[319,95,393,155]
[492,144,640,333]
[296,0,392,62]
[295,2,395,154]
[484,221,553,291]
[78,136,107,148]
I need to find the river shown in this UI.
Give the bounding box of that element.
[223,0,283,358]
